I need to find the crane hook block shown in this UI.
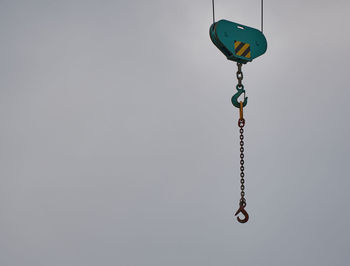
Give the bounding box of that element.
[210,20,267,64]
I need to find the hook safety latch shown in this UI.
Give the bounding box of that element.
[234,203,249,223]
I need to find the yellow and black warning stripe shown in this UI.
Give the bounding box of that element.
[234,41,251,58]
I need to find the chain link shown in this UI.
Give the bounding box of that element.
[236,63,243,88]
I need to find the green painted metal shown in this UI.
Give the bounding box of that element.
[231,85,247,108]
[210,19,267,64]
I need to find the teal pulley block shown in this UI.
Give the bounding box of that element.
[209,19,268,108]
[210,19,267,64]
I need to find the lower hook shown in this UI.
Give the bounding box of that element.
[234,205,249,223]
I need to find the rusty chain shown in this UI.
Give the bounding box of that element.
[234,63,249,223]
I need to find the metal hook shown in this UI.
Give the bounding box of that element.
[234,205,249,223]
[231,85,248,108]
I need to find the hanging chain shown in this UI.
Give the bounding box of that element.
[238,111,246,208]
[234,63,249,223]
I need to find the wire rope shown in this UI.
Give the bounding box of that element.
[211,0,264,32]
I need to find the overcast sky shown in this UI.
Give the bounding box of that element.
[1,0,350,265]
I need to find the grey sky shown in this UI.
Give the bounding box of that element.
[1,0,350,265]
